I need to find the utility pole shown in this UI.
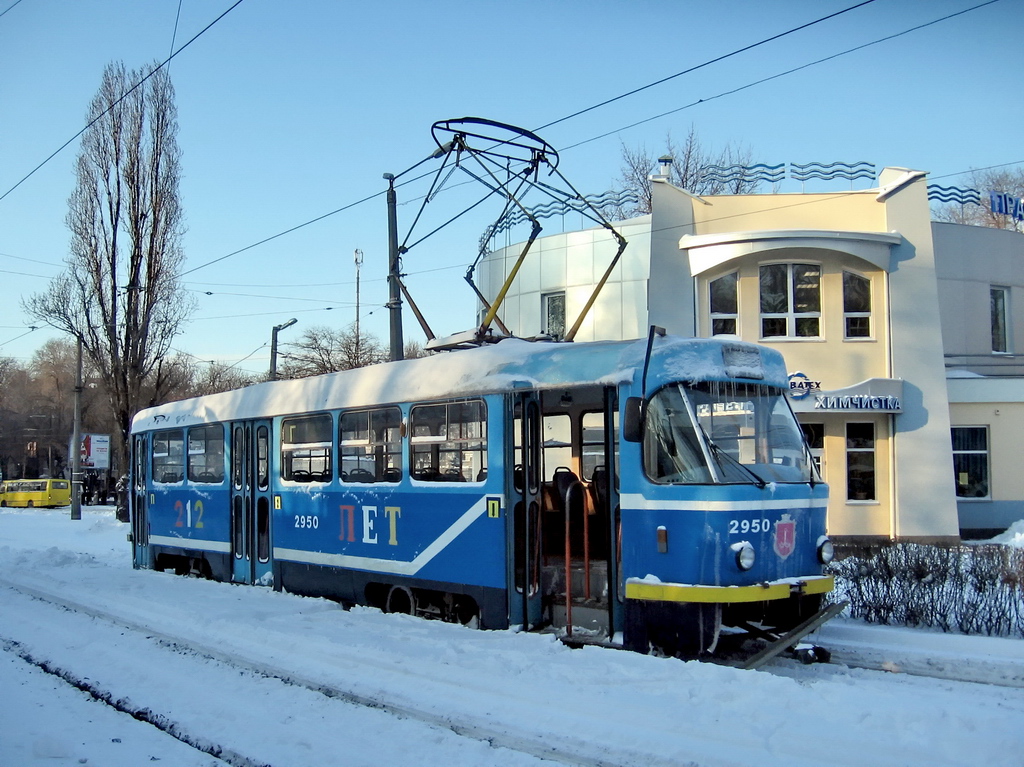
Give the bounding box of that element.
[384,173,404,361]
[70,337,82,521]
[354,248,363,364]
[270,318,298,381]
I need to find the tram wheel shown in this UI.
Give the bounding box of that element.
[451,595,480,627]
[385,585,415,615]
[26,500,33,508]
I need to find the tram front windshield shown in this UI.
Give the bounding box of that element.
[643,381,815,485]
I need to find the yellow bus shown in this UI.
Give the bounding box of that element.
[0,479,72,508]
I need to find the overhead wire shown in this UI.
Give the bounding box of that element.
[534,0,879,133]
[562,0,1005,152]
[176,0,1003,280]
[3,0,1012,359]
[0,0,26,20]
[0,0,248,203]
[0,326,40,348]
[186,287,357,305]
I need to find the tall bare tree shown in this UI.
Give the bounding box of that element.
[24,61,193,472]
[609,126,759,218]
[932,167,1024,233]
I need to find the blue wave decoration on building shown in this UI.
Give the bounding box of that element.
[789,161,876,183]
[481,189,640,248]
[927,185,981,206]
[486,190,639,234]
[698,163,785,186]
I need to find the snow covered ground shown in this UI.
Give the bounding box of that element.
[2,506,1023,767]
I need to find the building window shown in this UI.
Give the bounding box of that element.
[846,422,875,501]
[759,263,820,338]
[800,422,825,478]
[340,407,403,483]
[281,413,333,482]
[952,427,989,498]
[843,272,871,338]
[543,292,566,340]
[991,286,1009,353]
[709,272,738,335]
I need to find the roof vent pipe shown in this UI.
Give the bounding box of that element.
[651,155,673,182]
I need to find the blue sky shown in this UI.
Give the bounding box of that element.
[1,0,1020,375]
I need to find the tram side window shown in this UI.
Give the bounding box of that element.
[411,400,487,482]
[543,413,571,481]
[152,429,185,483]
[340,407,403,483]
[281,413,333,482]
[187,424,225,483]
[582,411,619,481]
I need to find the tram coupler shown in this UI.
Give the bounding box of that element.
[741,600,848,670]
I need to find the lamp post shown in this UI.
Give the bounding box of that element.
[269,318,298,381]
[354,248,363,364]
[71,337,83,520]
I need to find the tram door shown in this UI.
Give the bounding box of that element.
[131,434,150,569]
[230,420,274,585]
[512,393,544,629]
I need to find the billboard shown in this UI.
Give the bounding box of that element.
[78,434,111,471]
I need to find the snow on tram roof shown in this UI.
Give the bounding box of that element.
[131,336,788,432]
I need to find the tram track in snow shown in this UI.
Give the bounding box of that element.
[1,634,250,766]
[2,560,1023,767]
[0,577,680,767]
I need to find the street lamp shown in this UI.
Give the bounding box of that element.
[269,318,298,381]
[354,248,363,363]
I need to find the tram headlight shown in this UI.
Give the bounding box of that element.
[732,541,756,571]
[817,536,835,565]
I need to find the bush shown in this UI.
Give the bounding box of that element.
[827,543,1024,638]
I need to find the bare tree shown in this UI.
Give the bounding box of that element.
[932,167,1024,233]
[403,339,428,360]
[608,126,759,218]
[24,61,193,473]
[0,342,109,480]
[188,360,259,397]
[280,325,388,378]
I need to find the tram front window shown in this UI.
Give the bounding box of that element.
[643,387,712,484]
[643,382,814,485]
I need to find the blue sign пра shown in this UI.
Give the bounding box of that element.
[990,191,1024,222]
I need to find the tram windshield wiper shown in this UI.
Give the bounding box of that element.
[699,429,768,489]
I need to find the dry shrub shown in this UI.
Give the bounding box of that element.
[827,543,1024,637]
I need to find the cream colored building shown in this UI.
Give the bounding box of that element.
[477,167,1024,544]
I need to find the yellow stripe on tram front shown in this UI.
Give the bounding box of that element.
[626,575,834,604]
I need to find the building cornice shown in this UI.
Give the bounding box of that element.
[679,229,903,276]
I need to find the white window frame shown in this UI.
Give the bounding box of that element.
[845,421,875,502]
[991,286,1010,354]
[800,422,825,479]
[542,291,566,340]
[759,263,821,340]
[843,271,872,340]
[709,271,739,336]
[951,426,990,500]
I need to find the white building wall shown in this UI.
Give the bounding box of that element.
[477,216,652,341]
[879,169,960,540]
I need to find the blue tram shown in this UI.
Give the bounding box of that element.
[129,334,833,655]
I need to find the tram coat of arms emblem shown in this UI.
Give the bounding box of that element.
[773,513,796,560]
